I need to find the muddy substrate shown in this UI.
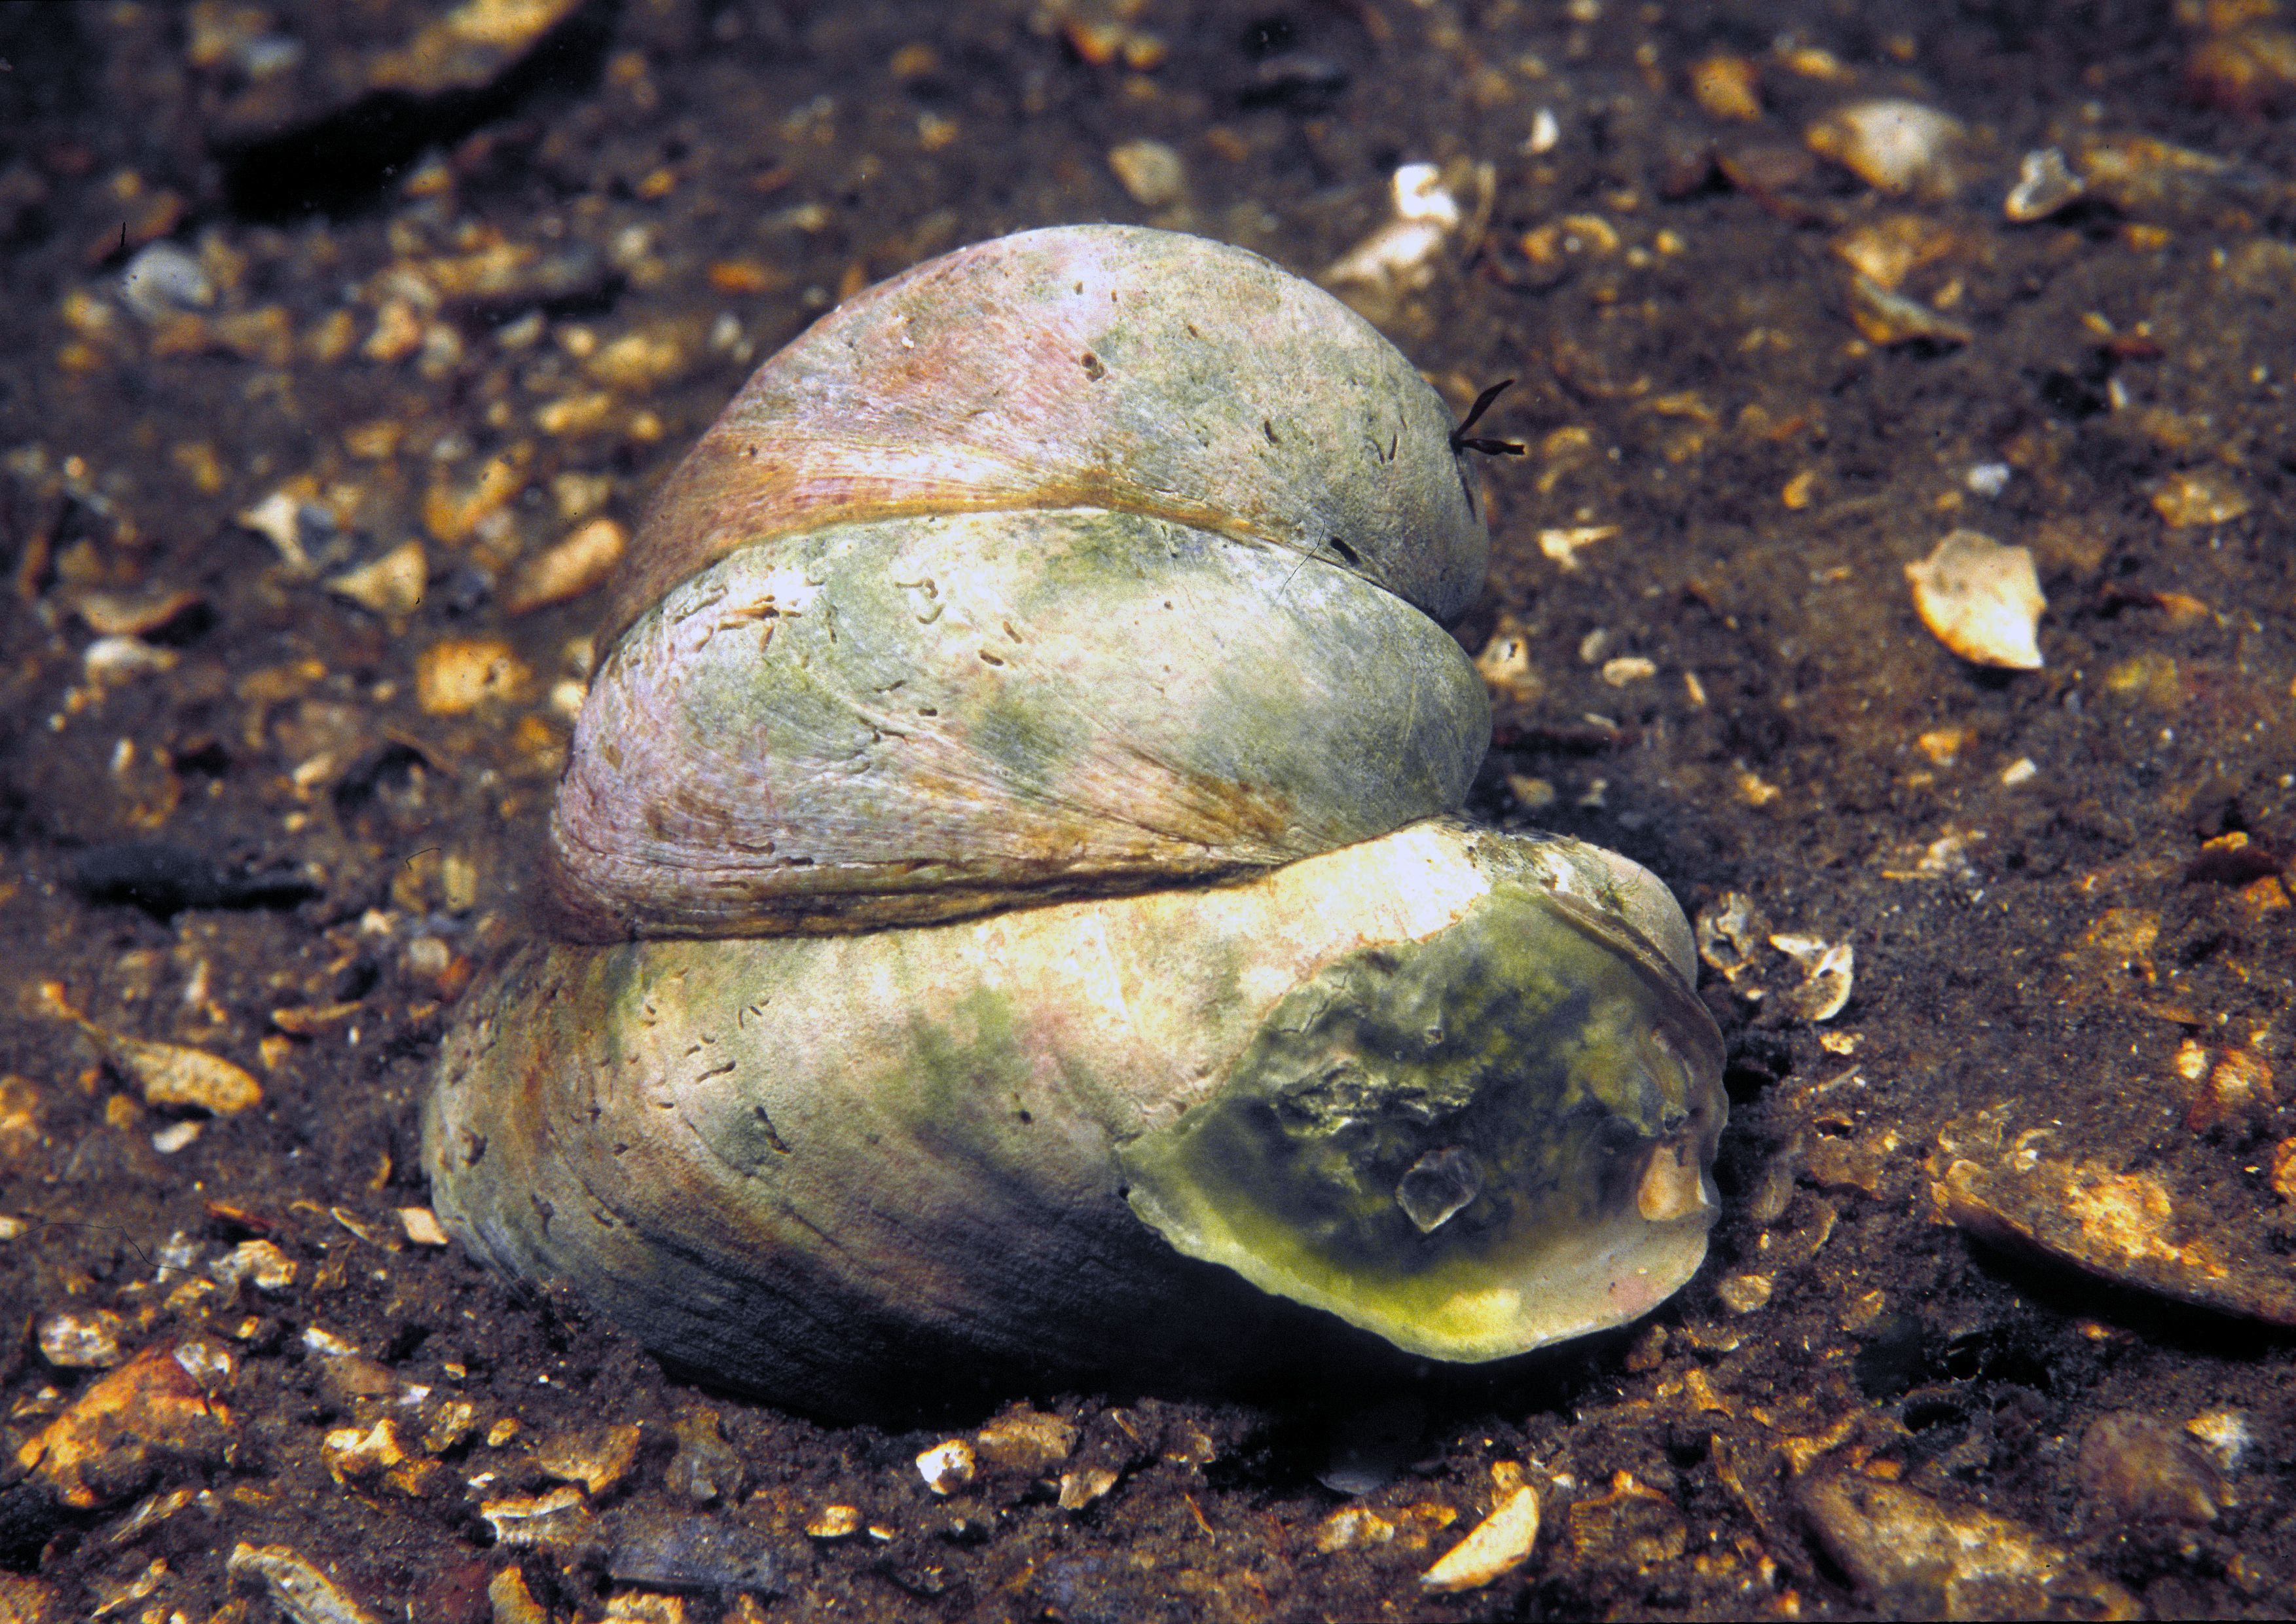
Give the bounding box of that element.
[0,0,2293,1618]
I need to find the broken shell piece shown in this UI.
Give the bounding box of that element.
[1421,1483,1541,1593]
[227,1543,383,1624]
[1904,530,2045,669]
[2005,147,2085,223]
[39,1310,125,1369]
[1472,623,1541,705]
[1846,272,1973,347]
[1772,934,1855,1022]
[1694,892,1764,982]
[1538,525,1617,569]
[1935,1154,2296,1327]
[72,1020,263,1116]
[74,585,204,638]
[1057,1465,1120,1510]
[82,635,179,688]
[1805,100,1963,195]
[1322,162,1476,301]
[916,1439,975,1496]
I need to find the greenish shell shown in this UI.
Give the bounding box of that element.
[548,509,1489,940]
[426,820,1723,1415]
[428,225,1727,1413]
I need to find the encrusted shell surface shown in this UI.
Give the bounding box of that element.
[426,819,1724,1416]
[598,225,1489,646]
[548,508,1489,940]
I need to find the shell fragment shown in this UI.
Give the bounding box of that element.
[1904,530,2045,669]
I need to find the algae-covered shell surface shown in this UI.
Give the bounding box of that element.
[426,819,1724,1415]
[548,509,1489,940]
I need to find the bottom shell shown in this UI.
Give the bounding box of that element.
[424,819,1724,1414]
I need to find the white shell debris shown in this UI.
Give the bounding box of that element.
[1538,525,1617,570]
[397,1206,451,1247]
[1772,933,1855,1022]
[2005,147,2085,223]
[1694,893,1764,984]
[83,634,179,688]
[1472,623,1540,705]
[227,1542,381,1624]
[1806,99,1963,194]
[1905,530,2045,669]
[1421,1481,1541,1593]
[120,242,215,320]
[916,1438,976,1496]
[1322,163,1465,295]
[238,489,319,571]
[39,1309,124,1369]
[152,1118,204,1154]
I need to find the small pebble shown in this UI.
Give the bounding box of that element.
[415,637,532,715]
[2152,469,2251,527]
[1056,1464,1119,1509]
[79,1022,262,1116]
[1964,462,2012,498]
[326,542,428,617]
[536,1422,645,1495]
[2077,1412,2221,1526]
[213,1239,297,1291]
[974,1407,1077,1473]
[237,489,318,570]
[488,1568,549,1624]
[805,1504,862,1539]
[1716,1272,1774,1314]
[1846,272,1973,346]
[74,585,204,638]
[1473,626,1540,704]
[1688,54,1762,122]
[505,517,627,614]
[322,1418,406,1484]
[1107,139,1187,208]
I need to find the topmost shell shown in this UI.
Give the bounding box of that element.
[596,225,1489,644]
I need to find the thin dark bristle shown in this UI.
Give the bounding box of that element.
[1449,378,1521,454]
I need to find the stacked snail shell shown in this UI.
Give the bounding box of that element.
[423,226,1725,1415]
